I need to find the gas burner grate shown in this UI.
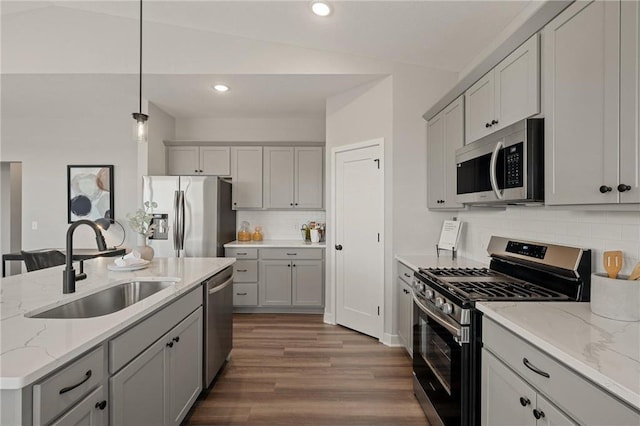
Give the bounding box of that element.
[421,267,501,278]
[445,281,568,300]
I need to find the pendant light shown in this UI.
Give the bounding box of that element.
[132,0,148,142]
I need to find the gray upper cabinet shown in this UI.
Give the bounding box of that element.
[263,146,324,209]
[263,147,295,208]
[231,146,263,209]
[465,34,540,144]
[427,95,464,209]
[167,146,230,176]
[294,147,324,209]
[544,0,638,205]
[620,0,640,204]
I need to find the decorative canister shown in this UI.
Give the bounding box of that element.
[590,273,640,321]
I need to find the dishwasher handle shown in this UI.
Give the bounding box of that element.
[208,276,233,295]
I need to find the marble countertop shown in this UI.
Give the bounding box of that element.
[225,239,326,249]
[0,256,234,389]
[395,253,486,271]
[477,301,640,411]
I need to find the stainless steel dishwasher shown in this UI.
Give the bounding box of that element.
[203,266,233,389]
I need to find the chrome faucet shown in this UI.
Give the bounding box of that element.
[63,220,108,294]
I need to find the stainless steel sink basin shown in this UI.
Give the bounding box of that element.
[30,280,175,319]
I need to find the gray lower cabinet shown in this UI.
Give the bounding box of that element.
[50,386,107,426]
[260,261,293,306]
[226,247,324,310]
[110,307,203,426]
[482,349,575,426]
[396,261,414,355]
[482,317,640,425]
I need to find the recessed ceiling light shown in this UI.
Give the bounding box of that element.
[311,1,331,17]
[213,84,229,93]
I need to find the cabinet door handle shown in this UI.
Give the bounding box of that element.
[618,184,631,192]
[167,341,174,348]
[286,253,297,256]
[519,397,530,407]
[599,185,613,193]
[292,264,296,267]
[335,244,343,251]
[522,358,550,378]
[59,370,92,394]
[491,119,499,125]
[95,400,107,410]
[532,409,545,420]
[236,292,248,296]
[485,123,491,128]
[173,336,180,343]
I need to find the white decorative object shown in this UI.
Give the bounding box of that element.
[310,229,320,243]
[590,273,640,322]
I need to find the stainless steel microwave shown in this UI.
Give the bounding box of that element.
[455,118,544,205]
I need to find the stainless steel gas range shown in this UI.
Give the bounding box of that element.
[411,236,591,426]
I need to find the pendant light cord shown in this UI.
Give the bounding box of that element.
[138,0,143,115]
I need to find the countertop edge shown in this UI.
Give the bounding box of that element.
[225,240,326,249]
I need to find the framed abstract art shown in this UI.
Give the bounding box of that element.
[67,165,114,223]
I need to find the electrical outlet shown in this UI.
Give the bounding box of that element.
[31,221,38,230]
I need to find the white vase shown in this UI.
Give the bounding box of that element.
[136,234,154,261]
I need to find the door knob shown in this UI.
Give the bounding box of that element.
[335,244,343,251]
[599,185,613,193]
[618,184,631,192]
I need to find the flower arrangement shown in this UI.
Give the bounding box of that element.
[127,201,157,237]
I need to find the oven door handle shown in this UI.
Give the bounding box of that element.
[413,292,462,339]
[489,141,504,200]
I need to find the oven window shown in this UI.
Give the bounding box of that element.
[419,316,453,395]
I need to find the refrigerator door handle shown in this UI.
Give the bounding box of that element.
[173,190,180,255]
[178,190,186,252]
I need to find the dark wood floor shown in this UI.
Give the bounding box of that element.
[185,313,428,426]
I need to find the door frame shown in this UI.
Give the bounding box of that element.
[327,138,385,340]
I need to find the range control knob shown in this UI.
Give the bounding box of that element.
[425,289,435,300]
[441,303,453,315]
[414,281,425,293]
[435,297,444,308]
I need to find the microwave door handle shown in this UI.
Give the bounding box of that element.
[490,141,504,200]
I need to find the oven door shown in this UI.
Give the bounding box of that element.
[412,293,474,426]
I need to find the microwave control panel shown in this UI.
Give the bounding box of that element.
[505,142,523,188]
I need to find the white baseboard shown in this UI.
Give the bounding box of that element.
[323,313,336,325]
[383,333,402,347]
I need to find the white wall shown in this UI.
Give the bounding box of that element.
[175,117,325,142]
[147,102,176,175]
[456,208,640,277]
[1,112,140,250]
[325,76,394,336]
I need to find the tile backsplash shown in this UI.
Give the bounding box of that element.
[456,207,640,276]
[236,210,326,241]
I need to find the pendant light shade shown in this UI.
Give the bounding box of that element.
[133,0,148,142]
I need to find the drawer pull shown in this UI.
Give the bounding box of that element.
[237,252,247,256]
[403,273,411,278]
[519,397,530,407]
[532,409,545,420]
[236,269,248,272]
[286,253,297,256]
[95,400,107,410]
[59,370,92,394]
[237,292,248,296]
[523,358,550,378]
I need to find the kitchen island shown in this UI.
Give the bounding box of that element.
[0,256,234,425]
[478,301,640,423]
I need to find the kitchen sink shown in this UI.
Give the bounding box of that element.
[30,280,176,319]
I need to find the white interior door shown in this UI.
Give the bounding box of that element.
[334,141,383,339]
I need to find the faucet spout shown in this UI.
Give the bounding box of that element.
[63,219,108,294]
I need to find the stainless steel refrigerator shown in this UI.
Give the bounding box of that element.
[142,176,236,257]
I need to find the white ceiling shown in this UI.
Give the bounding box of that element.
[1,1,532,119]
